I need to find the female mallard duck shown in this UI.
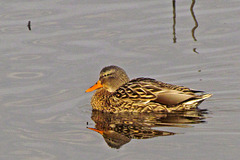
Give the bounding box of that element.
[85,65,212,113]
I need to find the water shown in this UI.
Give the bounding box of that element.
[1,0,240,159]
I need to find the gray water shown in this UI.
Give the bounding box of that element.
[1,0,240,159]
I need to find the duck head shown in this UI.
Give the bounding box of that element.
[85,65,130,93]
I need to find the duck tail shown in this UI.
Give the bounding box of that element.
[184,93,212,105]
[201,93,212,99]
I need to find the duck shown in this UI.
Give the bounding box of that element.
[85,65,212,113]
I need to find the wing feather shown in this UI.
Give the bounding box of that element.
[113,78,199,105]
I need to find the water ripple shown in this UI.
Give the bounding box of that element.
[0,9,58,20]
[10,55,42,61]
[7,72,44,79]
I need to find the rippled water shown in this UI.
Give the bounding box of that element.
[1,0,240,159]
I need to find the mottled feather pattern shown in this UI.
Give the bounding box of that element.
[132,78,194,93]
[88,66,212,113]
[113,77,194,103]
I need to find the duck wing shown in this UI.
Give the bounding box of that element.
[113,78,203,105]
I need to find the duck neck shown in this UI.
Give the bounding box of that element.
[91,88,112,111]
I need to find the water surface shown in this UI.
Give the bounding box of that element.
[0,0,240,159]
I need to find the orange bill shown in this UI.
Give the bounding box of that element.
[87,127,104,135]
[85,80,103,92]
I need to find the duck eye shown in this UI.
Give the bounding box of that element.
[103,73,112,77]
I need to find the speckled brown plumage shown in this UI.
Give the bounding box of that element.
[86,65,212,113]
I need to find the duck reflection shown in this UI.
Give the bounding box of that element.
[88,109,207,149]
